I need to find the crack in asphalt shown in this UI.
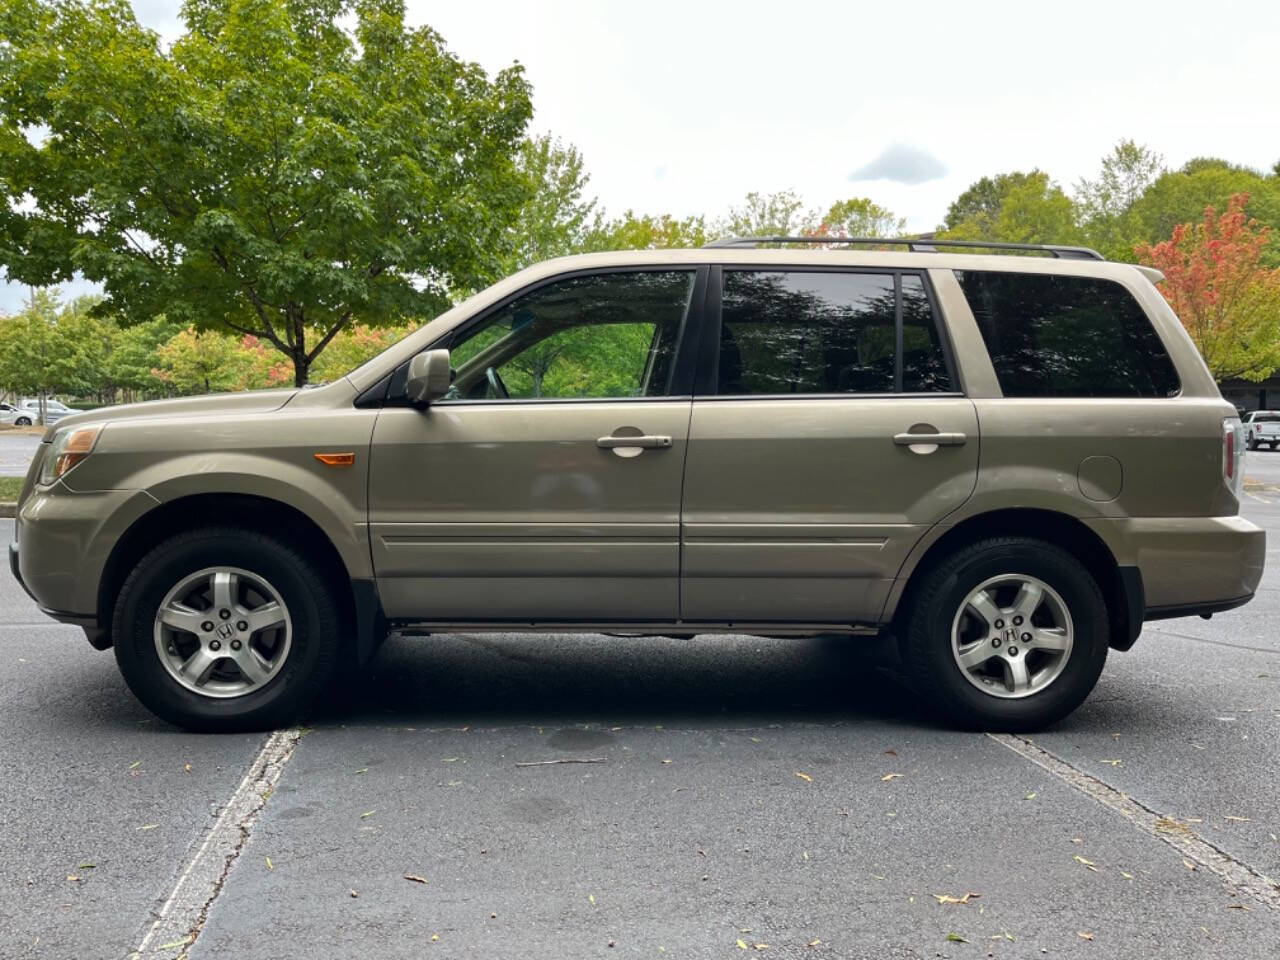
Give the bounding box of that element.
[989,732,1280,911]
[129,728,303,959]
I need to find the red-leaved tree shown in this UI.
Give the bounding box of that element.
[1136,194,1280,382]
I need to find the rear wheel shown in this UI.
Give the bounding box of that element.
[902,537,1109,730]
[112,527,341,731]
[14,416,31,426]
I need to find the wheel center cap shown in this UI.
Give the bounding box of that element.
[215,622,236,642]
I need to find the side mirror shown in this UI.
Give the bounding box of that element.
[406,349,453,406]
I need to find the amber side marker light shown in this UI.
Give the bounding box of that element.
[314,452,356,467]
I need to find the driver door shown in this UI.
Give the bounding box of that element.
[367,268,704,623]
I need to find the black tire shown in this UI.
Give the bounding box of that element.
[14,416,31,426]
[901,537,1109,731]
[112,527,341,732]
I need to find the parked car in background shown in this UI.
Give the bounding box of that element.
[1242,410,1280,450]
[15,398,77,426]
[7,238,1265,733]
[0,402,19,426]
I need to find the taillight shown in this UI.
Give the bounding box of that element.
[1223,418,1244,500]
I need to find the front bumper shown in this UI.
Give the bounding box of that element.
[16,483,158,628]
[9,540,34,601]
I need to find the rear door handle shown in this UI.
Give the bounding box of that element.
[597,435,673,449]
[893,432,967,446]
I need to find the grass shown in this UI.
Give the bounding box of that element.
[0,477,22,502]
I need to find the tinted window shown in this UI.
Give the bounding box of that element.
[718,271,951,395]
[447,271,695,400]
[954,270,1180,398]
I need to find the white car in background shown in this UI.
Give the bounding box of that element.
[13,398,78,426]
[1243,409,1280,450]
[0,402,19,425]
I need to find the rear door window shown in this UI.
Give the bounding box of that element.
[954,270,1180,398]
[716,270,952,395]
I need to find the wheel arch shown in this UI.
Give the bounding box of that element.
[97,493,384,661]
[886,508,1141,651]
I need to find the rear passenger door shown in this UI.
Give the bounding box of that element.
[680,267,979,624]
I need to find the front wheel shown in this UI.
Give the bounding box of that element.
[902,537,1109,731]
[112,527,341,731]
[14,416,31,426]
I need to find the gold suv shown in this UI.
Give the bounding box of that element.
[8,238,1265,731]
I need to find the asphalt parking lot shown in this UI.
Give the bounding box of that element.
[0,430,41,478]
[2,459,1279,958]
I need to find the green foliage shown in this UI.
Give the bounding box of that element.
[1075,140,1164,259]
[499,135,597,273]
[583,211,710,251]
[0,0,533,384]
[941,171,1080,245]
[815,197,906,239]
[151,327,256,394]
[716,190,815,239]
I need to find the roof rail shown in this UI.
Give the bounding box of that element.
[702,235,1105,261]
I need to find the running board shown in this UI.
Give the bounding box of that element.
[391,621,882,637]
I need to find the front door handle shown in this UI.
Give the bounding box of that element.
[893,431,967,446]
[596,435,673,449]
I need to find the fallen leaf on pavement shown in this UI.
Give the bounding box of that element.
[945,932,968,943]
[884,749,898,756]
[138,824,159,831]
[808,939,821,947]
[1182,859,1197,871]
[880,773,903,782]
[1224,816,1251,822]
[1073,855,1098,872]
[737,939,749,950]
[1024,792,1037,800]
[66,875,80,882]
[77,862,95,870]
[430,933,439,942]
[265,857,274,871]
[127,761,141,771]
[349,889,358,898]
[1099,759,1122,766]
[1228,903,1249,911]
[404,875,428,884]
[360,810,376,819]
[795,772,813,782]
[1078,931,1094,941]
[933,892,980,905]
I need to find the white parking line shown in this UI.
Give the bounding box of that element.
[129,728,303,958]
[989,733,1280,911]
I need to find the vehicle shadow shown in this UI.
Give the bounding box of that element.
[313,631,935,730]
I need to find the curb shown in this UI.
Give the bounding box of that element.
[0,503,15,519]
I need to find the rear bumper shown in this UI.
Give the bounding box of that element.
[1087,514,1265,615]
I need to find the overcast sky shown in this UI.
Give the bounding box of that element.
[5,0,1278,311]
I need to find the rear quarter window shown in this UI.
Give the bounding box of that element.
[954,270,1180,398]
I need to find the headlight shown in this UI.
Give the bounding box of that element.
[40,425,103,485]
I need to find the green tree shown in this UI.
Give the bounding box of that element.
[500,135,597,273]
[0,290,60,407]
[941,170,1080,245]
[151,327,254,395]
[812,197,906,239]
[107,318,181,400]
[715,190,815,240]
[0,0,533,385]
[583,211,710,251]
[1075,140,1164,259]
